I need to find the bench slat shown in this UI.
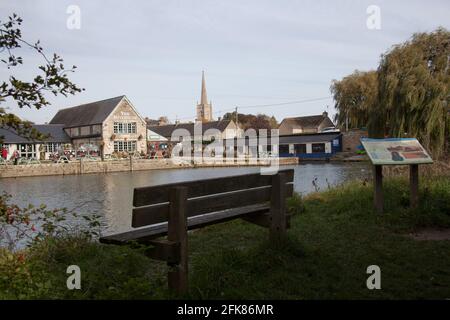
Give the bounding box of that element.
[100,203,271,244]
[133,169,294,207]
[132,183,293,228]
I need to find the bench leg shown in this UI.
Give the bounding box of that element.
[270,172,287,241]
[168,186,188,294]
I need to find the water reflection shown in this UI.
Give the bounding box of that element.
[1,163,370,234]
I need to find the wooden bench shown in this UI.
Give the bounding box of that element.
[99,169,294,294]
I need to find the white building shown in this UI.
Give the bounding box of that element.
[0,124,71,160]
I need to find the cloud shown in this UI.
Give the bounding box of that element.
[1,0,449,123]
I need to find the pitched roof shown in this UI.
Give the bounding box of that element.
[280,114,332,129]
[49,95,124,127]
[148,120,233,138]
[0,124,71,144]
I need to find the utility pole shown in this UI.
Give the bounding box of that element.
[235,106,238,137]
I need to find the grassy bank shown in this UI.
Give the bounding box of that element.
[1,176,449,299]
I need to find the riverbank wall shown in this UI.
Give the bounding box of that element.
[0,157,298,178]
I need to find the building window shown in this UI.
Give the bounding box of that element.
[312,143,325,153]
[279,145,289,154]
[18,144,36,158]
[113,140,137,152]
[128,122,136,134]
[333,139,340,147]
[114,122,137,134]
[44,143,61,153]
[294,144,307,154]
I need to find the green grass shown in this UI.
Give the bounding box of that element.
[1,176,449,299]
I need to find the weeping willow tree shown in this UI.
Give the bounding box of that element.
[330,70,378,130]
[369,28,450,158]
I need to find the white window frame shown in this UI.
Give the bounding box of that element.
[114,140,137,152]
[114,122,137,134]
[45,143,61,153]
[18,144,36,158]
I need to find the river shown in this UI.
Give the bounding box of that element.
[0,162,370,235]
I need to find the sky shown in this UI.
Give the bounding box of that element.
[1,0,449,124]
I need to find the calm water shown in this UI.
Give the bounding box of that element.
[0,163,370,235]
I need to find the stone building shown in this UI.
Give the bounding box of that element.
[278,112,335,135]
[196,71,213,122]
[50,95,147,156]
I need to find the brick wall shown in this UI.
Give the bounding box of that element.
[342,129,368,152]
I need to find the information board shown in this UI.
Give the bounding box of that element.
[360,138,433,165]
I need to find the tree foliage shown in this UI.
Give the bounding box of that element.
[331,28,450,158]
[222,112,278,131]
[0,13,83,142]
[371,28,450,157]
[330,70,377,130]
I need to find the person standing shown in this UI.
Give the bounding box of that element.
[13,149,19,165]
[1,147,7,160]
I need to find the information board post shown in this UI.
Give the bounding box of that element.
[410,164,419,209]
[373,165,383,214]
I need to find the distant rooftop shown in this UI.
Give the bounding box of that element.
[148,120,233,138]
[280,113,332,129]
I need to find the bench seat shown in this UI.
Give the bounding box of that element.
[98,170,294,293]
[100,203,271,245]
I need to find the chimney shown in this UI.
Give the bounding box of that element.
[322,111,328,118]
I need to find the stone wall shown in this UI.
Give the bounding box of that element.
[0,159,184,178]
[0,157,298,178]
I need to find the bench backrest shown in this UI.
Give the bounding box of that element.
[131,169,294,228]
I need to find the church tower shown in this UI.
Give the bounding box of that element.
[196,71,213,122]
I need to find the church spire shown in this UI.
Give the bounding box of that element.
[196,71,213,122]
[201,70,208,105]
